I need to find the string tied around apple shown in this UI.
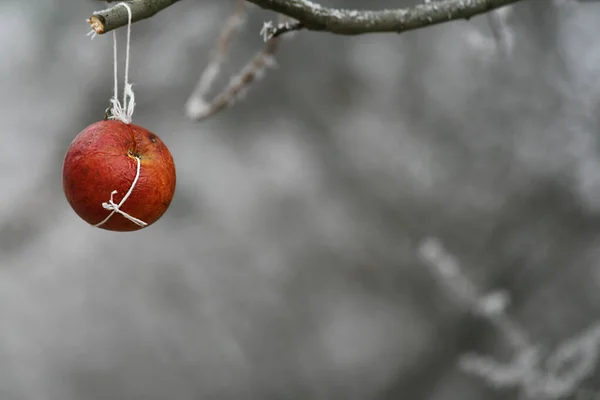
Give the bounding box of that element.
[93,155,148,228]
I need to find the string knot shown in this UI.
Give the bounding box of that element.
[109,83,135,124]
[101,190,148,227]
[94,155,148,228]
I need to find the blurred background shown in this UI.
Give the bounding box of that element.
[1,0,600,399]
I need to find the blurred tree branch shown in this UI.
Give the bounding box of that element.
[89,0,524,35]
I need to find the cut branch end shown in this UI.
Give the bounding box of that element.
[88,16,105,34]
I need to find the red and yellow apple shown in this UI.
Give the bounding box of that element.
[62,120,176,232]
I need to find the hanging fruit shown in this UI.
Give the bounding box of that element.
[62,120,176,232]
[63,3,176,232]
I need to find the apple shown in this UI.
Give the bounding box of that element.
[62,120,176,232]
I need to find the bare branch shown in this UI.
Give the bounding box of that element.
[244,0,524,35]
[186,15,287,121]
[419,236,600,399]
[88,0,181,35]
[186,0,247,113]
[89,0,524,36]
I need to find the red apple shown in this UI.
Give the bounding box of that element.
[62,120,176,232]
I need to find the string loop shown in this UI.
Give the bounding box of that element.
[93,156,148,228]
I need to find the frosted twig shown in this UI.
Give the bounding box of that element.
[419,237,531,350]
[528,322,600,398]
[260,19,303,41]
[418,237,600,399]
[459,347,542,389]
[188,0,246,104]
[186,14,293,121]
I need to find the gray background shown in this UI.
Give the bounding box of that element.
[1,0,599,399]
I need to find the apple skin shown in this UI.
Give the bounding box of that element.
[62,120,176,232]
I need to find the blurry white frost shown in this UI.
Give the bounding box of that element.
[419,237,600,399]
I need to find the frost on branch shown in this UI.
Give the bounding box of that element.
[418,237,600,399]
[185,2,295,121]
[260,19,302,42]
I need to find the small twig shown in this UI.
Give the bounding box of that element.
[186,37,279,121]
[186,13,294,121]
[259,20,304,41]
[187,0,247,106]
[418,237,531,349]
[418,237,600,400]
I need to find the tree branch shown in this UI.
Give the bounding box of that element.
[89,0,525,36]
[245,0,525,35]
[88,0,181,35]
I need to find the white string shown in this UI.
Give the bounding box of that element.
[90,2,146,229]
[108,2,135,124]
[94,156,148,228]
[113,27,118,110]
[122,6,131,108]
[86,29,97,40]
